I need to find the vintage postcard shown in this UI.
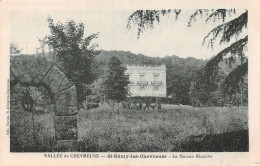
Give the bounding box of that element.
[0,0,260,165]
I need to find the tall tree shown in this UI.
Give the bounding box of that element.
[46,17,100,105]
[126,9,248,106]
[103,56,130,111]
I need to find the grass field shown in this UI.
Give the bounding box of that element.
[10,104,248,152]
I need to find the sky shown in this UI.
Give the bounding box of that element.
[10,9,245,60]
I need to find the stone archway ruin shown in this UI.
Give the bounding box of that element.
[10,55,78,151]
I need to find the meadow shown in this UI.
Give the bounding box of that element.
[10,104,248,152]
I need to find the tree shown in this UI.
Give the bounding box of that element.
[46,17,100,105]
[223,61,248,106]
[10,42,22,56]
[162,56,205,105]
[103,56,130,111]
[36,36,48,56]
[126,9,248,106]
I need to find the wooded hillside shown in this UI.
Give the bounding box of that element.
[16,49,247,106]
[94,50,247,106]
[94,50,206,105]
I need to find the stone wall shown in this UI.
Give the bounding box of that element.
[10,55,78,151]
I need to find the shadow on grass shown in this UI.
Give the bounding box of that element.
[11,129,248,152]
[180,129,248,152]
[77,130,248,152]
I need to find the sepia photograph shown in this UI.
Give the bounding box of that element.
[8,8,249,153]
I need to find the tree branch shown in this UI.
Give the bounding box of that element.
[203,11,247,48]
[205,35,248,75]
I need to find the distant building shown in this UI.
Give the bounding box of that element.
[125,64,167,97]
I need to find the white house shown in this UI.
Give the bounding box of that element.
[125,64,167,97]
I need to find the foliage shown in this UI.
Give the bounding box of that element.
[87,77,104,95]
[203,11,247,48]
[163,57,205,105]
[126,10,181,38]
[126,9,248,107]
[103,56,130,104]
[10,106,55,152]
[192,10,248,106]
[223,61,248,106]
[126,9,241,39]
[189,61,227,106]
[188,9,236,27]
[206,36,248,76]
[46,17,100,105]
[10,83,52,109]
[82,78,105,110]
[10,42,22,56]
[224,61,247,93]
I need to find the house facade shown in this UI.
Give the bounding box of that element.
[125,64,167,97]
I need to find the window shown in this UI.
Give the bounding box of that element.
[140,74,145,81]
[126,73,132,78]
[154,74,159,81]
[140,85,145,90]
[153,87,159,91]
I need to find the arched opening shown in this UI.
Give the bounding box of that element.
[10,55,78,152]
[10,84,55,152]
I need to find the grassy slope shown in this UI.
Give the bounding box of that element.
[77,105,248,152]
[10,105,248,152]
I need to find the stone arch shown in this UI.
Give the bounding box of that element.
[10,55,78,151]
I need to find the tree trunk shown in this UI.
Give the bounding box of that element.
[113,100,114,112]
[240,79,244,106]
[235,89,239,107]
[223,92,226,107]
[117,102,119,114]
[32,108,37,147]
